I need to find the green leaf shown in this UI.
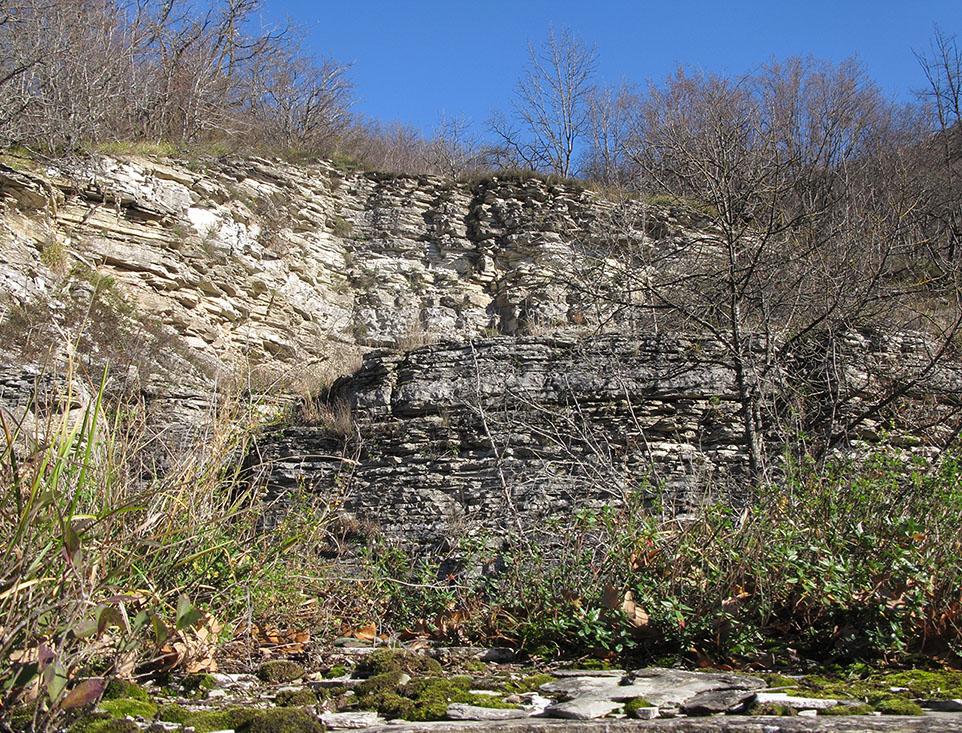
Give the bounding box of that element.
[175,595,202,630]
[152,615,170,646]
[43,662,68,702]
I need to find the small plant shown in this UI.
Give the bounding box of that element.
[329,214,353,237]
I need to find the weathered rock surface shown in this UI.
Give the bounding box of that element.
[252,334,753,544]
[0,154,674,382]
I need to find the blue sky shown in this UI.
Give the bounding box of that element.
[265,1,961,136]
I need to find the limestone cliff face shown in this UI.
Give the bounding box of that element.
[253,334,751,548]
[2,153,959,548]
[0,154,687,384]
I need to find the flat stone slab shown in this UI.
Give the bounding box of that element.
[445,704,529,721]
[551,669,626,678]
[539,677,625,698]
[622,667,765,708]
[755,691,841,710]
[319,711,385,729]
[682,687,757,715]
[541,667,764,715]
[545,697,623,720]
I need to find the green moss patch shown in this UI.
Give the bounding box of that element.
[98,699,158,719]
[158,705,257,733]
[355,650,442,678]
[820,703,875,716]
[275,688,318,706]
[75,719,138,733]
[239,707,323,733]
[181,673,217,698]
[624,696,655,718]
[759,673,799,690]
[873,697,925,715]
[354,670,405,696]
[324,665,348,679]
[258,661,306,684]
[102,680,149,701]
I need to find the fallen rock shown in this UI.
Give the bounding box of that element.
[552,669,626,678]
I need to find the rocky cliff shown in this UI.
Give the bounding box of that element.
[1,152,959,549]
[253,334,750,548]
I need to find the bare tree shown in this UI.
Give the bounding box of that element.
[915,27,962,262]
[0,0,355,153]
[489,26,597,177]
[570,59,962,477]
[582,81,639,185]
[427,112,484,178]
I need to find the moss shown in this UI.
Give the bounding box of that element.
[748,702,798,716]
[99,699,158,719]
[881,669,962,700]
[574,658,615,670]
[357,692,415,719]
[459,693,517,709]
[102,680,149,701]
[405,700,449,722]
[324,665,348,679]
[182,672,217,698]
[462,659,486,674]
[276,688,319,706]
[156,704,190,724]
[355,670,405,696]
[238,707,324,733]
[68,712,114,733]
[355,650,442,678]
[84,720,139,733]
[258,660,306,684]
[158,706,257,733]
[624,696,655,718]
[505,674,556,693]
[873,697,924,715]
[820,703,875,716]
[760,673,799,690]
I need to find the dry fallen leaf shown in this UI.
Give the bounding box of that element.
[353,622,377,641]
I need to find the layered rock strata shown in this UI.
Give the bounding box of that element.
[252,334,753,547]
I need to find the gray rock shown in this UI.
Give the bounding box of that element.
[545,697,623,720]
[551,669,626,678]
[682,688,757,715]
[445,704,528,721]
[754,691,841,710]
[919,698,962,711]
[319,711,384,729]
[539,676,624,698]
[621,667,765,708]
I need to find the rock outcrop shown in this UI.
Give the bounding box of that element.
[252,334,751,547]
[2,152,960,548]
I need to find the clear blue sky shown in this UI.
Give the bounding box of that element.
[265,0,961,136]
